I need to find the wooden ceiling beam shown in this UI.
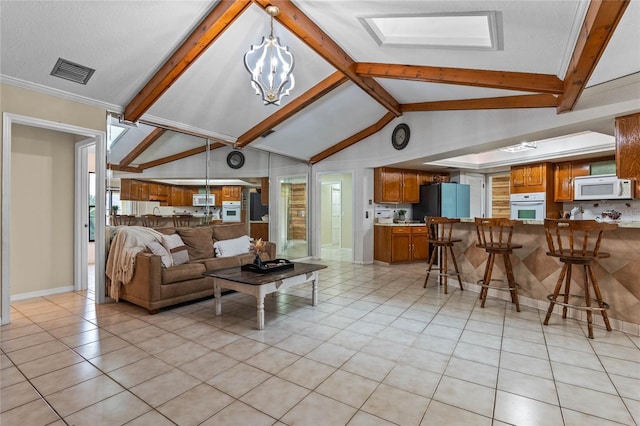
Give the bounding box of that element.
[558,0,629,113]
[123,0,251,123]
[138,143,226,170]
[355,63,564,94]
[119,128,166,167]
[402,94,559,112]
[108,164,142,173]
[310,112,396,164]
[236,71,348,148]
[252,0,401,116]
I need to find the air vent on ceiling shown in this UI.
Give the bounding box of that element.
[261,129,275,138]
[50,58,95,85]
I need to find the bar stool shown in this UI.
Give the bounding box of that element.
[112,214,135,226]
[423,217,464,294]
[172,214,193,227]
[543,219,617,339]
[474,217,523,311]
[141,214,163,228]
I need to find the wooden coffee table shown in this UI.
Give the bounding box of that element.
[203,262,327,329]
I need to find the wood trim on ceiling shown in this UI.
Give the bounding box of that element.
[310,112,396,164]
[138,143,226,170]
[236,71,348,148]
[558,0,630,113]
[355,63,564,94]
[252,0,402,117]
[118,128,166,167]
[401,94,559,112]
[123,0,252,123]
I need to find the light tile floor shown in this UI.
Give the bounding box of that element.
[1,261,639,425]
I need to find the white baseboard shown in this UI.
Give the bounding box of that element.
[11,285,75,301]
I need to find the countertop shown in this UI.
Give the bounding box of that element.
[374,222,426,227]
[458,218,640,228]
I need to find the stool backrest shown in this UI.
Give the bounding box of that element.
[112,214,135,226]
[173,214,193,227]
[425,216,460,242]
[141,214,163,228]
[544,219,617,258]
[474,217,522,248]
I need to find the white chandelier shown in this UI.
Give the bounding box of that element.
[244,5,295,105]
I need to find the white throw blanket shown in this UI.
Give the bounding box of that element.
[105,226,164,301]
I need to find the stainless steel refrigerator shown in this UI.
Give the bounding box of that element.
[412,183,471,222]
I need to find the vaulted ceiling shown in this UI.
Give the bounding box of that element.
[1,1,638,172]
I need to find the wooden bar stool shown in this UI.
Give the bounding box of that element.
[543,219,617,339]
[141,214,163,228]
[172,214,193,227]
[474,217,523,311]
[112,214,136,226]
[423,217,464,294]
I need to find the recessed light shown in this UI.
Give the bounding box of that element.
[499,142,537,153]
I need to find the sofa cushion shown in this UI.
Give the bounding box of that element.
[202,253,256,270]
[212,223,248,242]
[176,226,214,260]
[214,235,251,257]
[161,262,206,285]
[145,240,173,268]
[161,234,189,265]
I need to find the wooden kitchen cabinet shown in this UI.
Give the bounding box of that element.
[374,167,402,203]
[222,186,242,202]
[402,170,420,203]
[374,225,428,263]
[170,186,191,206]
[553,160,591,202]
[374,167,423,203]
[510,162,551,194]
[553,162,573,202]
[250,222,269,241]
[615,113,640,185]
[260,177,269,205]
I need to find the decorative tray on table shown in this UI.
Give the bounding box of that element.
[241,258,294,274]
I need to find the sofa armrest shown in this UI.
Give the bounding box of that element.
[122,252,162,303]
[264,241,276,260]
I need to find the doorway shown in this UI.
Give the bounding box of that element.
[319,172,353,262]
[2,113,106,325]
[278,176,308,259]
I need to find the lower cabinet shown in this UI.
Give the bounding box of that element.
[374,225,428,263]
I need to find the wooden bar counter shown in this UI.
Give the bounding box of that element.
[448,219,640,332]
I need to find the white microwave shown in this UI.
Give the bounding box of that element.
[192,194,215,206]
[574,175,634,200]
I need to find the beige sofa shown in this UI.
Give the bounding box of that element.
[109,223,275,313]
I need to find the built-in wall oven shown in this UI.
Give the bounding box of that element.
[221,201,241,222]
[510,192,545,220]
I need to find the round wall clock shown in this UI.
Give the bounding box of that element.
[391,123,410,150]
[226,151,245,169]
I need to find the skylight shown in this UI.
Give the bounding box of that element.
[107,123,127,150]
[361,12,501,50]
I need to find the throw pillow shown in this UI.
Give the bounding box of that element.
[146,240,173,268]
[213,223,248,242]
[214,235,251,258]
[176,227,214,260]
[162,234,189,265]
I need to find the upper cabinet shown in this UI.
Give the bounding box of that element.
[615,113,640,181]
[260,177,269,205]
[553,160,591,202]
[222,186,242,202]
[374,167,449,203]
[510,162,552,194]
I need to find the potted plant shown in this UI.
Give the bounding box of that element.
[397,209,407,221]
[111,205,119,216]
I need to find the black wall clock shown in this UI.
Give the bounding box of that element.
[226,151,245,169]
[391,123,410,150]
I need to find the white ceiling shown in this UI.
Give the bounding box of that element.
[1,0,639,168]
